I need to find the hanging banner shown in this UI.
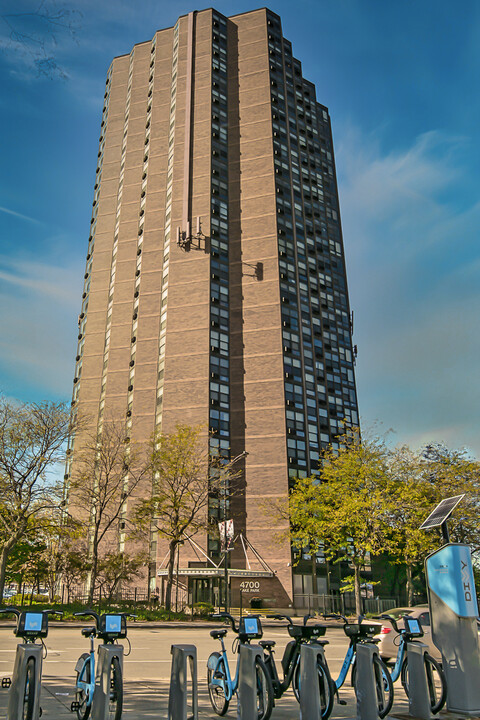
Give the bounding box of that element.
[219,519,234,550]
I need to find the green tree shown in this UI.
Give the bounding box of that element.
[96,551,147,602]
[68,420,151,604]
[289,427,395,616]
[0,397,72,601]
[134,425,232,612]
[419,443,480,546]
[385,446,437,604]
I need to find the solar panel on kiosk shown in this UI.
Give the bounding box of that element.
[419,494,465,530]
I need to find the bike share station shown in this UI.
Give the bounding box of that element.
[3,496,480,720]
[423,494,480,717]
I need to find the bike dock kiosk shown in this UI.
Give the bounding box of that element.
[91,644,124,720]
[299,642,329,720]
[426,542,480,715]
[236,644,263,720]
[6,644,43,720]
[355,643,383,720]
[168,644,198,720]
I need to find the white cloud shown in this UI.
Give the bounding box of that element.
[0,253,82,398]
[336,126,480,455]
[0,256,79,305]
[0,205,43,225]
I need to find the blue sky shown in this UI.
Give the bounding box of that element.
[1,0,479,454]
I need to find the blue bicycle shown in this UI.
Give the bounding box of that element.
[378,613,446,713]
[207,612,273,719]
[71,610,133,720]
[322,613,394,718]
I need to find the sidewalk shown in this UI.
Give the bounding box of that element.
[0,675,411,719]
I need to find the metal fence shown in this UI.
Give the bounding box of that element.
[66,588,151,605]
[294,594,399,615]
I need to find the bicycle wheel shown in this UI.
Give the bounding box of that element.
[207,652,230,716]
[75,655,91,720]
[108,656,123,720]
[255,658,274,720]
[292,657,335,719]
[401,654,447,714]
[23,658,35,720]
[373,655,394,719]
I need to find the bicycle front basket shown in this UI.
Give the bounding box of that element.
[345,622,382,638]
[98,614,127,640]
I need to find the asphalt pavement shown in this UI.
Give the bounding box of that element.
[0,622,412,719]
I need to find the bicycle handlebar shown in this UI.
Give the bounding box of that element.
[210,612,238,633]
[269,613,293,624]
[0,608,63,619]
[74,610,101,625]
[375,614,403,635]
[74,610,134,628]
[321,612,349,623]
[0,607,20,618]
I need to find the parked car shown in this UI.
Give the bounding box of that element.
[374,605,441,662]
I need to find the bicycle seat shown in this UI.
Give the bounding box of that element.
[81,626,97,637]
[259,640,276,649]
[210,629,227,639]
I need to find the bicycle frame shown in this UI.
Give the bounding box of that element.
[390,636,406,682]
[76,634,96,708]
[265,649,298,696]
[209,638,240,702]
[335,643,355,690]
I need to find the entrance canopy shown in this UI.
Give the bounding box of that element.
[157,567,273,578]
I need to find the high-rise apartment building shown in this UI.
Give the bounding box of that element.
[66,7,359,608]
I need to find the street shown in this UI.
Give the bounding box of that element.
[0,622,410,718]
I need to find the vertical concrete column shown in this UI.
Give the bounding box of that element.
[236,644,263,720]
[299,642,329,719]
[406,642,432,720]
[355,643,382,720]
[7,644,43,720]
[92,644,124,720]
[168,644,198,720]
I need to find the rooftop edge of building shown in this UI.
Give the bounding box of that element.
[110,7,280,62]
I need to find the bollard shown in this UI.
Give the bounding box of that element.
[236,644,263,720]
[7,644,43,720]
[92,644,124,720]
[406,642,432,720]
[168,644,198,720]
[299,642,330,719]
[355,643,382,720]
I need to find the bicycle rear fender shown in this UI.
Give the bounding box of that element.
[281,640,296,674]
[75,652,91,674]
[207,651,222,672]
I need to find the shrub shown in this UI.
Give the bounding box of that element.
[194,601,214,617]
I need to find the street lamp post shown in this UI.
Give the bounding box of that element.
[222,450,248,613]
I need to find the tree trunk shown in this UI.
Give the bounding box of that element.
[311,554,318,596]
[389,564,399,597]
[0,539,16,603]
[0,546,9,602]
[406,563,414,605]
[354,564,362,618]
[87,529,100,606]
[87,545,99,606]
[165,541,177,612]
